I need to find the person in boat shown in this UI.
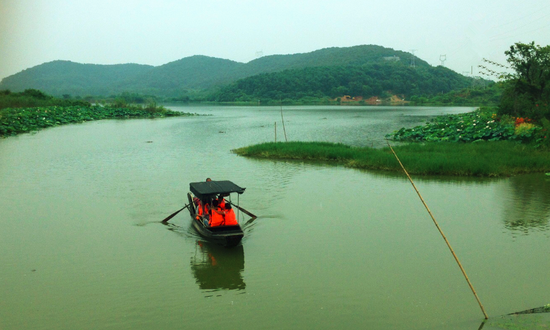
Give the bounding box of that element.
[195,197,210,221]
[214,194,226,208]
[223,203,238,226]
[209,199,226,227]
[206,178,212,182]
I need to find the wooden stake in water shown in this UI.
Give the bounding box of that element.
[280,101,287,142]
[387,141,489,320]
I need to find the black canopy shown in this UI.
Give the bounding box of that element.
[190,180,246,200]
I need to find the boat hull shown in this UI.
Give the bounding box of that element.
[188,193,244,247]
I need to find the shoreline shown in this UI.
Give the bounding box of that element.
[232,141,550,177]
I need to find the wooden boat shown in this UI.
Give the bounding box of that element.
[187,180,249,247]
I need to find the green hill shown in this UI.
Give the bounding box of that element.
[0,45,469,99]
[210,63,475,103]
[0,60,154,96]
[244,45,429,73]
[117,55,246,95]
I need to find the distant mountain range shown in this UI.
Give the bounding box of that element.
[0,45,469,98]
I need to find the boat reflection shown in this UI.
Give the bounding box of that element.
[190,241,246,291]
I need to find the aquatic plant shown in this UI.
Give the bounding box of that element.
[386,108,543,144]
[0,105,193,137]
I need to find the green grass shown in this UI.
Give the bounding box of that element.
[487,315,550,330]
[232,141,550,177]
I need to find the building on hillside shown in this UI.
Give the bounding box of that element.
[383,56,400,62]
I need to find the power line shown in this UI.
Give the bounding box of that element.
[488,12,550,41]
[439,54,447,66]
[409,49,417,68]
[486,3,550,31]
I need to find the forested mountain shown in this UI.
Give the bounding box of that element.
[0,61,154,96]
[210,63,475,103]
[0,45,469,99]
[116,55,245,93]
[240,45,429,75]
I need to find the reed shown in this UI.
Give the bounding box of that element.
[232,141,550,177]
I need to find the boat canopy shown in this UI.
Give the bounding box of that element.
[190,180,246,200]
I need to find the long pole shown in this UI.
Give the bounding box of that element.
[275,121,277,142]
[280,100,287,142]
[387,141,488,320]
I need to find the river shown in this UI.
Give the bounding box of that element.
[0,105,548,330]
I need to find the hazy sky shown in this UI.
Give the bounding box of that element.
[1,0,550,81]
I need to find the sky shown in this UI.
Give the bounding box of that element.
[1,0,550,81]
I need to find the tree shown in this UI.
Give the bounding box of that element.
[21,89,52,100]
[499,42,550,120]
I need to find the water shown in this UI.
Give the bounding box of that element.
[0,105,548,330]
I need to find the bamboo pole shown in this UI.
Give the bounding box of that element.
[387,141,489,320]
[280,101,287,142]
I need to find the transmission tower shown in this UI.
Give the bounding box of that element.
[439,54,447,66]
[409,49,417,68]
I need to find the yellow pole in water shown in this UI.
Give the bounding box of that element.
[387,141,489,320]
[280,101,287,142]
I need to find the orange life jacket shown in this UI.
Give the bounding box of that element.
[224,208,238,225]
[197,202,209,216]
[210,207,225,227]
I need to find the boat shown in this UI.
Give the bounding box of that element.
[187,180,251,247]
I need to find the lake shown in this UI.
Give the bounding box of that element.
[0,105,549,330]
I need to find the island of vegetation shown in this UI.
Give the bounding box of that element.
[0,89,195,137]
[234,42,550,177]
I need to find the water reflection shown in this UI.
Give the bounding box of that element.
[502,174,550,233]
[161,222,248,293]
[190,241,246,292]
[357,166,500,185]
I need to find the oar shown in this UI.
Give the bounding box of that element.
[228,201,257,219]
[161,204,189,223]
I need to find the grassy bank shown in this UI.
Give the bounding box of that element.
[0,105,194,137]
[232,141,550,177]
